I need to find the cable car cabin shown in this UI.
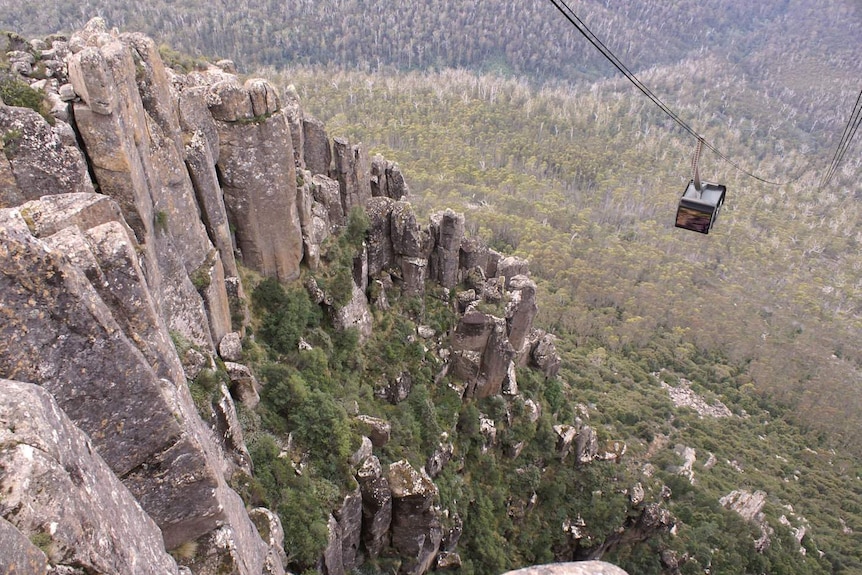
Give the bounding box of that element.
[675,180,726,234]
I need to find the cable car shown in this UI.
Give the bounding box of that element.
[675,139,726,234]
[675,179,726,234]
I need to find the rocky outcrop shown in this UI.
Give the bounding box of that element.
[371,155,409,200]
[0,19,574,575]
[0,207,272,574]
[208,77,304,283]
[388,460,442,575]
[0,105,94,208]
[323,488,364,575]
[428,209,465,288]
[332,136,372,214]
[357,456,393,559]
[0,379,180,575]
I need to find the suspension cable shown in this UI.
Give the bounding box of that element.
[546,0,811,187]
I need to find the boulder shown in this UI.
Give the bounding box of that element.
[356,415,392,447]
[501,562,630,575]
[219,332,244,362]
[224,361,261,409]
[497,256,530,287]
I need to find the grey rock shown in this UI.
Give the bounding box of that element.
[224,361,261,409]
[332,137,371,214]
[59,82,77,101]
[0,516,48,575]
[391,200,432,258]
[332,282,373,340]
[575,426,599,465]
[357,456,392,559]
[282,85,305,169]
[245,78,280,117]
[366,196,396,276]
[0,380,180,575]
[530,331,561,378]
[312,173,345,228]
[303,115,331,176]
[506,275,538,351]
[249,508,288,575]
[401,256,428,297]
[0,105,94,207]
[425,439,454,478]
[428,209,464,288]
[219,331,244,362]
[388,460,441,575]
[497,255,530,287]
[0,212,268,573]
[459,236,490,273]
[214,107,303,282]
[370,155,409,200]
[349,436,374,466]
[356,415,392,447]
[333,488,363,573]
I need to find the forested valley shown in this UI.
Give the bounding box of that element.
[3,1,862,574]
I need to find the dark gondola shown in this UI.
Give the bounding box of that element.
[675,179,726,234]
[675,139,726,234]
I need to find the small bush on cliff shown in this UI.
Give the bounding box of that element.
[252,277,321,355]
[312,206,369,307]
[0,74,51,123]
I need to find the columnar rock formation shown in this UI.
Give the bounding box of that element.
[0,18,565,575]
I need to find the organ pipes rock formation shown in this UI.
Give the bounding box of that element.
[0,18,651,575]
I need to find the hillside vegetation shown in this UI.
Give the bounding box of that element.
[4,0,862,573]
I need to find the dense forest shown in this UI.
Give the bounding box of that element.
[3,0,862,574]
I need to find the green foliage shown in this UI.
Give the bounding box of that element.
[311,206,369,308]
[189,367,228,418]
[154,210,169,233]
[157,43,208,73]
[0,74,46,119]
[251,278,321,354]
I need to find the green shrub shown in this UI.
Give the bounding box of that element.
[252,277,321,354]
[0,75,47,120]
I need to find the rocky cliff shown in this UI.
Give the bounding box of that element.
[0,19,646,575]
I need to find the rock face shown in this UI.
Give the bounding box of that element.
[209,78,304,282]
[0,105,94,208]
[357,456,393,559]
[0,207,271,575]
[0,379,180,575]
[388,460,443,575]
[0,19,575,575]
